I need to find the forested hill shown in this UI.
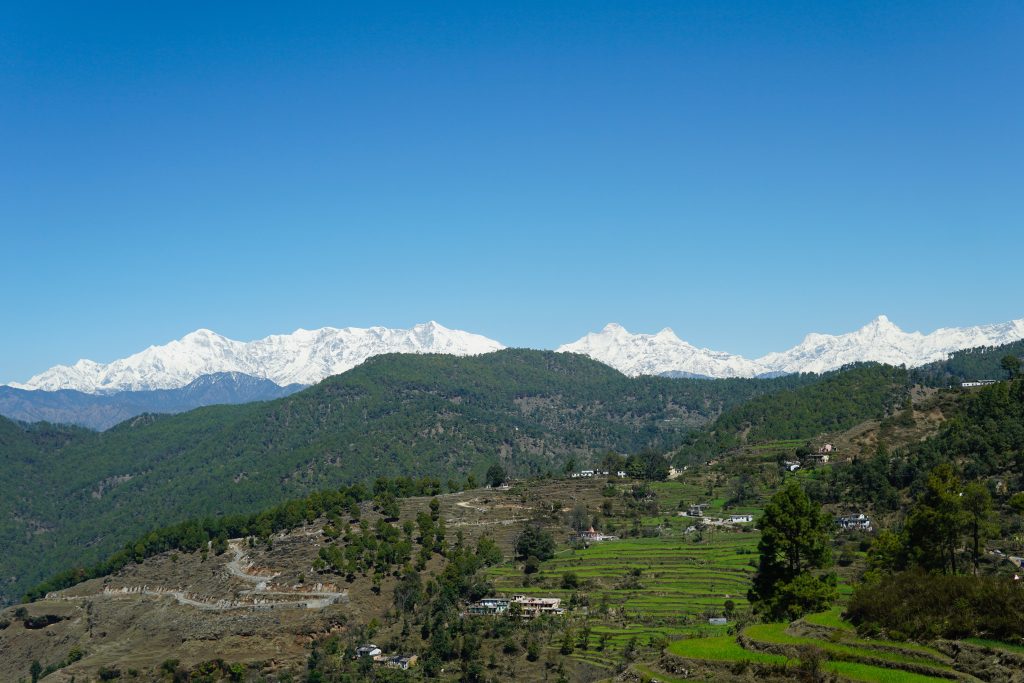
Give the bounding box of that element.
[0,349,814,603]
[673,363,912,462]
[912,338,1024,386]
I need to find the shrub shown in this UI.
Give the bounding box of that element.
[848,569,1024,641]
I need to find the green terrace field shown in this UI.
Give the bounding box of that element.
[743,623,955,673]
[962,638,1024,656]
[660,617,975,683]
[486,518,761,672]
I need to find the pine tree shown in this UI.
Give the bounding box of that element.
[749,481,837,620]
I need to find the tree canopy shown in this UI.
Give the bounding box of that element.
[749,481,837,620]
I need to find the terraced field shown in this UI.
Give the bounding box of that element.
[659,617,981,683]
[743,623,956,674]
[487,519,760,671]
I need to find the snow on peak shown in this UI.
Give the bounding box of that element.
[558,316,1024,379]
[556,323,771,378]
[12,323,506,393]
[756,316,1024,375]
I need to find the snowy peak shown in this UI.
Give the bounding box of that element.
[559,316,1024,378]
[11,323,505,393]
[556,323,771,378]
[756,315,1024,375]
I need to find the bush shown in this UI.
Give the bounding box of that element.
[515,525,555,561]
[848,569,1024,641]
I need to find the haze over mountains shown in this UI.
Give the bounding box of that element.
[0,372,305,430]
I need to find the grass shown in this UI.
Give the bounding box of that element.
[743,624,952,670]
[826,661,956,683]
[667,634,954,683]
[804,606,853,631]
[963,637,1024,655]
[667,635,787,664]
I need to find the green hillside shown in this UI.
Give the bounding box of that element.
[0,349,814,604]
[673,363,912,463]
[913,339,1024,386]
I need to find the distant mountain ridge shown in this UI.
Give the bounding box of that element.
[755,315,1024,374]
[559,315,1024,378]
[0,372,305,430]
[8,316,1024,398]
[9,322,504,393]
[557,323,773,379]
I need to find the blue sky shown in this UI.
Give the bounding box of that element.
[2,1,1022,381]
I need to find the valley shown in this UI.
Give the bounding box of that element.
[1,346,1022,682]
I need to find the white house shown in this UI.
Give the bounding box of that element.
[729,514,754,524]
[837,513,872,531]
[573,526,618,543]
[356,645,382,658]
[384,655,418,670]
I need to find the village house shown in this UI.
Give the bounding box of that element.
[617,470,628,478]
[573,526,618,543]
[961,380,997,387]
[467,595,563,619]
[818,443,834,454]
[729,514,754,524]
[467,597,510,615]
[805,453,830,465]
[355,644,382,659]
[784,460,801,472]
[687,503,709,517]
[384,655,418,670]
[512,595,564,618]
[837,513,872,531]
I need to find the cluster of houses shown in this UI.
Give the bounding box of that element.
[785,443,835,472]
[961,380,998,388]
[679,503,755,527]
[354,645,418,670]
[571,469,628,479]
[836,513,872,532]
[466,594,564,619]
[806,443,833,465]
[571,526,618,543]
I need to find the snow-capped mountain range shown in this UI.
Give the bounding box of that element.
[7,316,1024,394]
[558,316,1024,378]
[9,322,505,393]
[555,323,770,379]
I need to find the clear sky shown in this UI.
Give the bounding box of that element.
[3,1,1022,382]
